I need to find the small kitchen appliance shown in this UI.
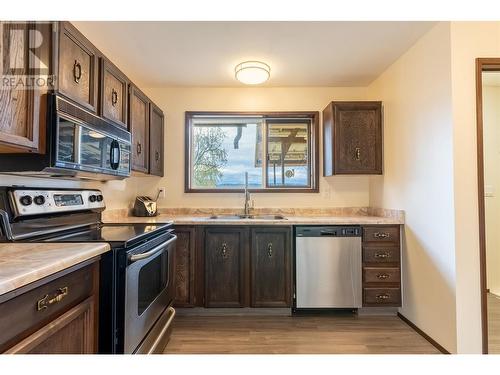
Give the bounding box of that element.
[133,191,161,217]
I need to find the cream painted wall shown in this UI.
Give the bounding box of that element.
[450,21,500,354]
[367,22,457,353]
[483,85,500,296]
[140,86,371,208]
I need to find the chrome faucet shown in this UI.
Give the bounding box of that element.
[243,172,252,217]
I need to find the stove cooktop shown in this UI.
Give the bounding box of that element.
[31,222,173,248]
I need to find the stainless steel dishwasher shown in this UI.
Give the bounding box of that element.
[294,226,362,311]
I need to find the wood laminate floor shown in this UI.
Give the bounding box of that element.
[164,314,440,354]
[488,293,500,353]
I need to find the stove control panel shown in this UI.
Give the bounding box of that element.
[9,189,106,217]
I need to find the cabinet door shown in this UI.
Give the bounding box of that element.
[205,227,248,307]
[149,103,164,176]
[173,226,195,307]
[129,85,149,173]
[58,22,98,112]
[100,58,128,128]
[0,22,51,153]
[5,297,96,354]
[334,102,382,174]
[250,227,291,307]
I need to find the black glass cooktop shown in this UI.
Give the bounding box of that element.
[33,223,172,247]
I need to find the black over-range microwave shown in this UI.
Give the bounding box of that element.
[0,94,131,180]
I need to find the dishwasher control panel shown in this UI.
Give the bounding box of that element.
[295,226,361,237]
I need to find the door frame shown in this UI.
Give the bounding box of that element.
[475,57,500,354]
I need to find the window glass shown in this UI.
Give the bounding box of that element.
[267,122,310,188]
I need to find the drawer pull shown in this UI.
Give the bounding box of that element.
[376,293,390,301]
[267,243,273,258]
[137,142,142,155]
[221,243,228,259]
[155,151,160,161]
[374,232,390,239]
[374,252,391,259]
[111,88,118,106]
[73,60,82,83]
[37,287,69,311]
[355,147,361,161]
[377,273,390,280]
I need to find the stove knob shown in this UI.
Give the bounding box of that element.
[96,195,103,202]
[89,195,97,203]
[20,195,33,206]
[34,195,45,205]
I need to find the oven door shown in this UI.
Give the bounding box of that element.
[124,233,176,353]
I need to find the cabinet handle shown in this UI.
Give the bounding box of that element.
[221,243,228,259]
[137,142,142,155]
[374,252,390,259]
[37,287,69,311]
[376,294,390,301]
[355,147,361,161]
[267,243,273,257]
[374,232,390,239]
[155,151,160,161]
[377,273,390,280]
[73,60,82,83]
[111,88,118,106]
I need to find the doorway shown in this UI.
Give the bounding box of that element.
[476,58,500,354]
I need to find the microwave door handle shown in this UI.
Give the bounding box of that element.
[128,235,177,263]
[110,140,120,170]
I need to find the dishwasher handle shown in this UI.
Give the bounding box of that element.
[320,230,338,236]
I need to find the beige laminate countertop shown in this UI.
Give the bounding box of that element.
[0,242,110,297]
[103,214,403,226]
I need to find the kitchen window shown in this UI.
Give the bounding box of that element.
[185,112,319,192]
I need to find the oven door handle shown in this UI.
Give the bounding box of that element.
[128,235,177,263]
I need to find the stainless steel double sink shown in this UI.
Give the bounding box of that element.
[208,214,287,220]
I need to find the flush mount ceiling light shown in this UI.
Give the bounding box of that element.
[235,61,271,85]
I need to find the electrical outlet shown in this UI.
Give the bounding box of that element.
[158,187,166,199]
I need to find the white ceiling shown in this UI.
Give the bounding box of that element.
[73,21,435,88]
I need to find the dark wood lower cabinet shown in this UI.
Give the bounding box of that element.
[173,226,196,307]
[5,297,95,354]
[173,225,292,308]
[361,225,402,307]
[250,227,291,307]
[0,259,100,354]
[204,227,249,307]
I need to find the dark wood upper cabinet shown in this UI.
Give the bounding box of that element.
[100,58,129,128]
[323,101,382,175]
[0,22,52,153]
[57,22,98,112]
[250,227,291,307]
[149,103,165,176]
[204,227,248,307]
[129,84,150,173]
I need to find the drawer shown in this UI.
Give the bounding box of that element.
[363,226,400,244]
[363,267,400,284]
[0,262,97,352]
[58,22,98,112]
[363,287,401,306]
[101,58,129,128]
[363,246,400,264]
